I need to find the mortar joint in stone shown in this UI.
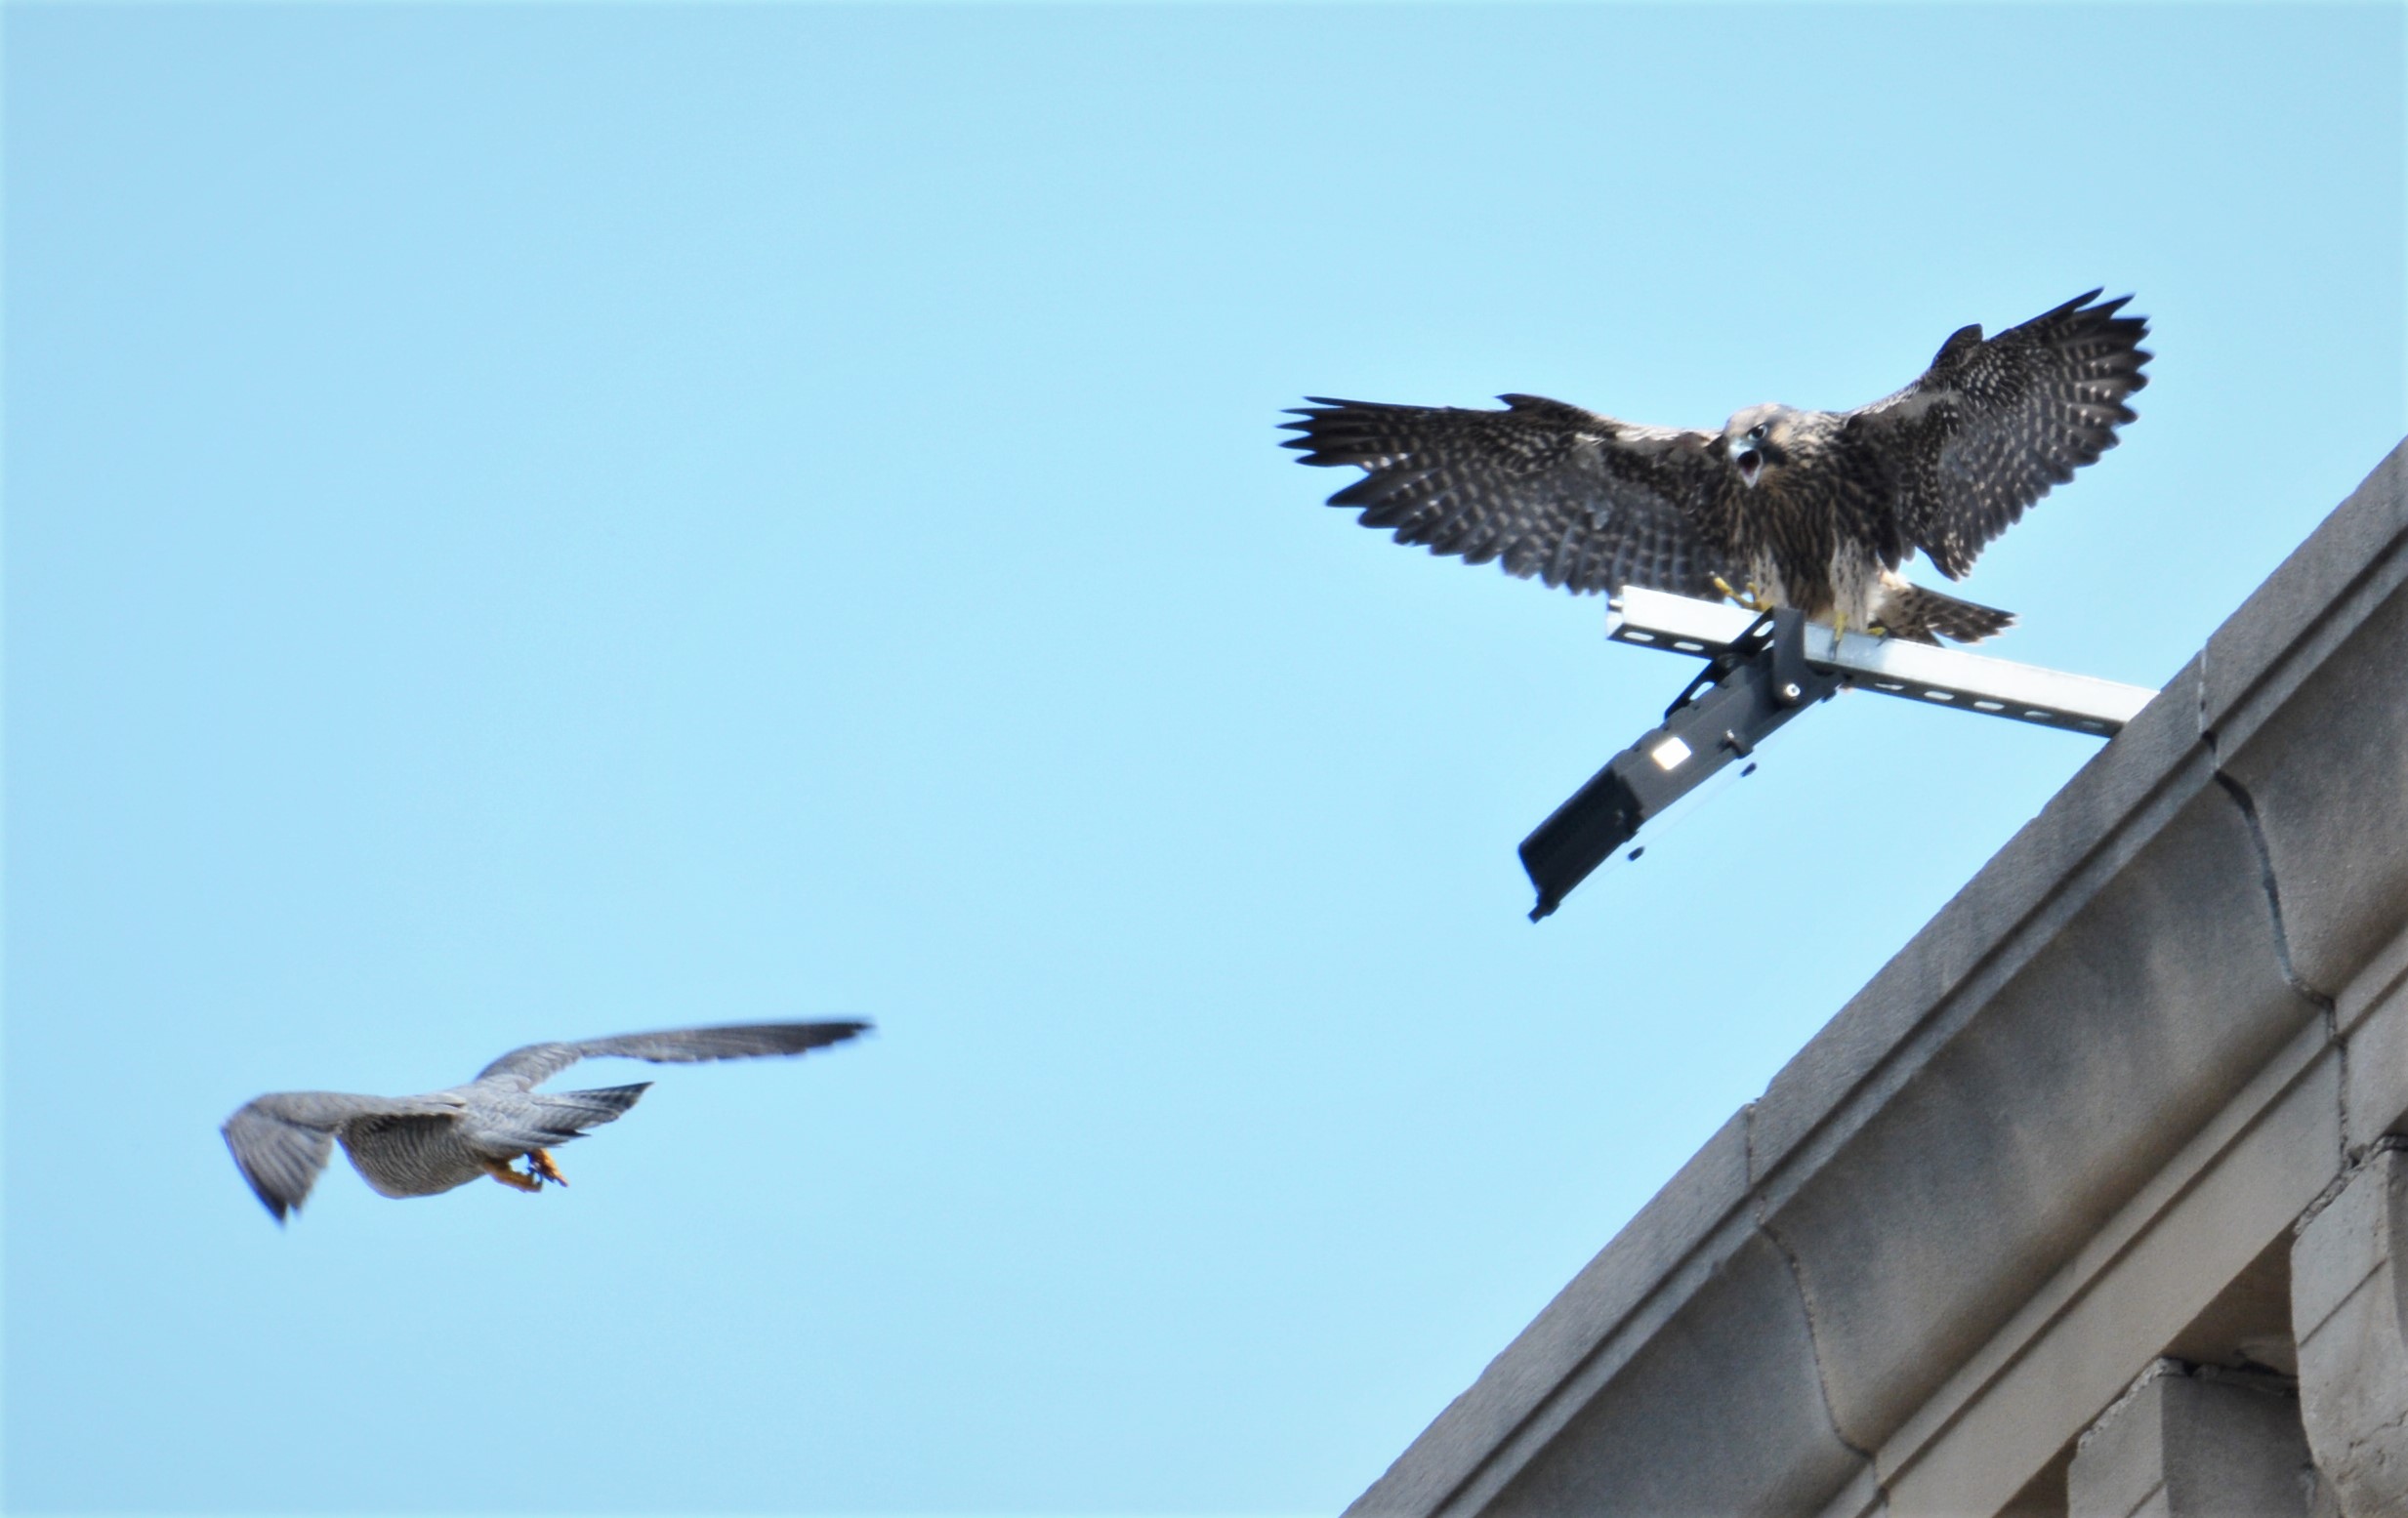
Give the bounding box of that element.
[2294,1134,2408,1237]
[2075,1356,2193,1460]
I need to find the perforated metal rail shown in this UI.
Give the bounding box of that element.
[1605,585,2158,735]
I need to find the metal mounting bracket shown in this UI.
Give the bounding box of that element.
[1516,588,2162,921]
[1605,586,2157,735]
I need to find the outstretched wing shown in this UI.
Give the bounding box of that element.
[1282,395,1731,596]
[475,1020,872,1087]
[221,1091,460,1222]
[1847,291,2150,580]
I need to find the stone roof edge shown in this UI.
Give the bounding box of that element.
[1347,436,2408,1518]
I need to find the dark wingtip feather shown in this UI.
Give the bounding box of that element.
[2036,288,2108,322]
[250,1179,292,1224]
[224,1119,296,1223]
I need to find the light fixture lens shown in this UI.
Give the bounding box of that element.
[1649,737,1692,771]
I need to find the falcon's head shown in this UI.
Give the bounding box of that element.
[1720,404,1808,490]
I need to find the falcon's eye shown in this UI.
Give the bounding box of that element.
[1747,424,1768,442]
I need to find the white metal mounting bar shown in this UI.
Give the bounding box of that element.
[1604,585,2159,736]
[1604,585,1763,657]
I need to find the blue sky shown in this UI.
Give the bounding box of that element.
[6,4,2401,1513]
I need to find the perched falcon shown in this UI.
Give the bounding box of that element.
[1282,291,2149,643]
[221,1021,868,1222]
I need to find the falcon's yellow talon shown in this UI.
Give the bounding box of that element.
[481,1157,542,1194]
[1711,575,1772,613]
[529,1149,567,1188]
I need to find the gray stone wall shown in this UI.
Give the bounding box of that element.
[2067,1361,2313,1518]
[2295,1141,2408,1516]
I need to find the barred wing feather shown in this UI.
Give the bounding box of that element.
[222,1091,462,1222]
[1848,290,2150,580]
[475,1021,872,1087]
[1282,395,1731,597]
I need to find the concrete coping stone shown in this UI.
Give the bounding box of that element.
[2205,439,2408,747]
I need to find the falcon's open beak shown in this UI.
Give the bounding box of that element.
[1734,448,1764,489]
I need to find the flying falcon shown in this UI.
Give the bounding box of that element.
[222,1020,868,1222]
[1282,291,2149,643]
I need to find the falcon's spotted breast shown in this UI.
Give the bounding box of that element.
[1282,291,2150,643]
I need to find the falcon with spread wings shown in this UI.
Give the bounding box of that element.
[1282,291,2149,643]
[222,1021,868,1222]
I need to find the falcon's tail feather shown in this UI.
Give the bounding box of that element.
[479,1084,652,1158]
[530,1083,652,1138]
[1874,584,2015,645]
